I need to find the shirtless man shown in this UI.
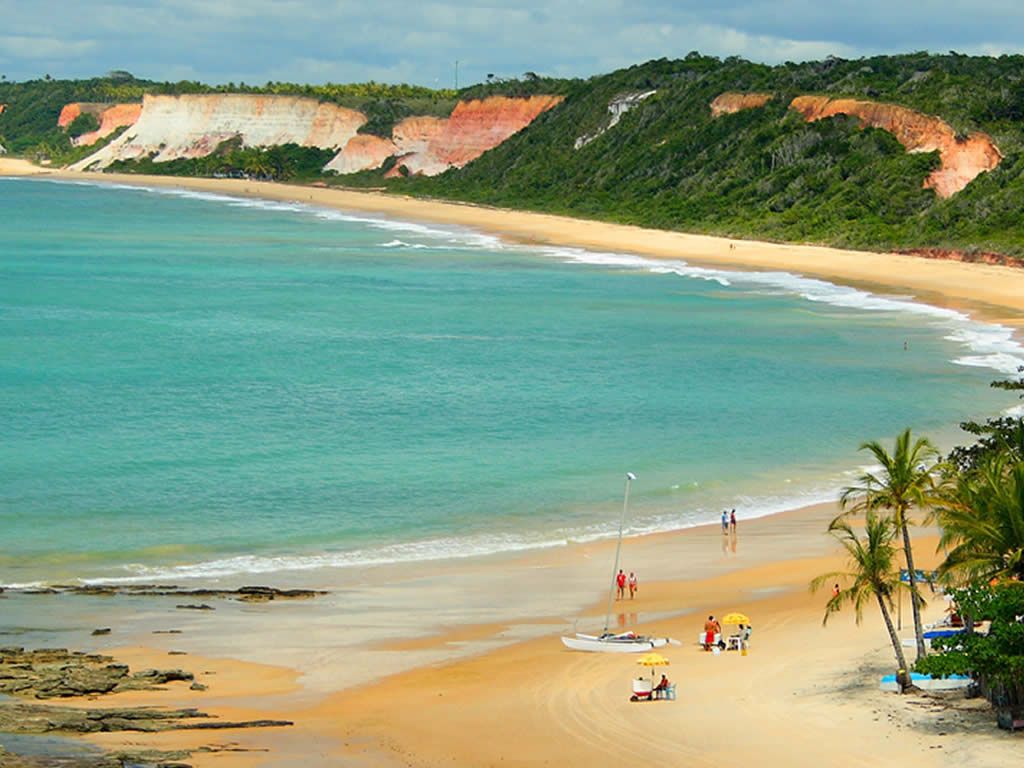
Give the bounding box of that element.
[703,614,721,650]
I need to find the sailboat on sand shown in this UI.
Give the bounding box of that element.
[561,472,680,653]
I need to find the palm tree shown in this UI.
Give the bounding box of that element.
[936,454,1024,583]
[838,428,941,659]
[812,511,910,690]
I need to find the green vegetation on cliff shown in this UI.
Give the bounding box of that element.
[5,54,1024,259]
[394,52,1024,259]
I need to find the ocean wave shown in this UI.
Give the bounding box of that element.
[43,179,1024,379]
[76,476,859,585]
[533,245,1024,378]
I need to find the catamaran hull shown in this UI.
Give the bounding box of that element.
[560,634,671,653]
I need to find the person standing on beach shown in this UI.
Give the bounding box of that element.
[729,509,737,532]
[703,615,721,650]
[616,569,626,600]
[628,571,638,599]
[721,510,729,534]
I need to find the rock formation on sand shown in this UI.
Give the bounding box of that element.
[789,95,1002,197]
[71,94,367,170]
[709,92,773,117]
[575,90,657,149]
[382,95,564,177]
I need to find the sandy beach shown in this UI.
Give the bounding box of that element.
[3,159,1023,766]
[5,158,1024,321]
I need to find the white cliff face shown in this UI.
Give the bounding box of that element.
[71,94,366,170]
[574,90,656,150]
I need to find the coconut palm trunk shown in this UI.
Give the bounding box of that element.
[812,512,911,692]
[839,429,939,661]
[876,591,910,691]
[897,510,927,659]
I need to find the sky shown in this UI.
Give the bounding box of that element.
[1,1,1021,87]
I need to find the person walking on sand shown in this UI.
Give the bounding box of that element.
[628,571,638,599]
[729,509,737,532]
[616,569,626,600]
[721,510,729,534]
[832,583,841,599]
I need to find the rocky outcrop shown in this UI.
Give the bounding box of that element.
[0,700,291,734]
[709,92,773,117]
[575,90,657,149]
[24,583,326,601]
[0,647,193,699]
[71,94,366,170]
[789,95,1002,197]
[323,133,397,174]
[382,95,564,176]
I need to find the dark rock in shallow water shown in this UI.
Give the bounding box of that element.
[133,669,193,684]
[9,584,326,602]
[175,604,213,611]
[0,648,192,699]
[90,628,111,636]
[0,700,290,734]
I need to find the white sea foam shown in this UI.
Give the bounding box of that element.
[532,244,1024,378]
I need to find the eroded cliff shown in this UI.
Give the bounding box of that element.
[575,90,656,149]
[67,93,561,177]
[709,92,773,117]
[789,95,1002,197]
[381,95,563,177]
[60,102,143,146]
[323,133,397,175]
[72,94,366,170]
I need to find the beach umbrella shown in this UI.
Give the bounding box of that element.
[636,652,670,687]
[636,652,671,667]
[721,612,750,625]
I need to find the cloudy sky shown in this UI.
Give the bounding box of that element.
[0,1,1020,86]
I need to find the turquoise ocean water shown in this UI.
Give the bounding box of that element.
[1,178,1021,586]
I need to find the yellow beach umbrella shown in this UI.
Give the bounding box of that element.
[636,652,671,667]
[721,612,750,625]
[635,652,671,688]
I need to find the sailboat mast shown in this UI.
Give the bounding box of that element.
[603,472,635,634]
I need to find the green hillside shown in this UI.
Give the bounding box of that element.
[397,52,1024,260]
[4,54,1024,259]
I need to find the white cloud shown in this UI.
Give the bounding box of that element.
[1,1,1023,84]
[0,35,96,59]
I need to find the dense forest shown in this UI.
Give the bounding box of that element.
[399,52,1024,259]
[4,52,1024,258]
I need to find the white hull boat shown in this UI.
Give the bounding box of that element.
[560,632,676,653]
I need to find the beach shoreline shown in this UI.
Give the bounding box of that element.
[4,160,1023,766]
[4,159,1024,324]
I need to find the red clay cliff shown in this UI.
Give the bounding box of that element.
[789,95,1001,197]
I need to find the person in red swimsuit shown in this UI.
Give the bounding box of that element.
[616,569,627,600]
